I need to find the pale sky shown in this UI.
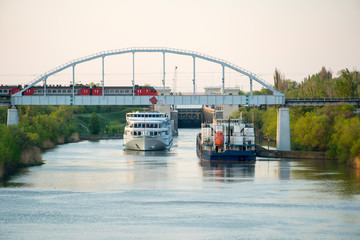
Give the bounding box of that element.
[0,0,359,92]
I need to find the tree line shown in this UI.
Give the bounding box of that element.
[233,67,360,164]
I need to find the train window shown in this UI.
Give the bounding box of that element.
[68,90,71,93]
[115,90,119,93]
[0,90,2,93]
[53,90,56,93]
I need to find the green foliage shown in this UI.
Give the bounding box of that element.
[252,88,273,95]
[292,112,331,150]
[275,67,359,98]
[105,121,124,136]
[0,124,26,167]
[329,117,360,163]
[261,108,277,140]
[0,107,7,124]
[334,69,359,97]
[238,90,246,95]
[89,112,101,134]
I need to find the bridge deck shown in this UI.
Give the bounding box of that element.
[11,95,285,106]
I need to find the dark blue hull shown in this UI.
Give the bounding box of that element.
[196,134,256,163]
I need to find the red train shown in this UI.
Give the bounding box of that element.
[0,85,158,98]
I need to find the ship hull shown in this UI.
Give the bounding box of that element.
[124,136,173,151]
[196,134,256,163]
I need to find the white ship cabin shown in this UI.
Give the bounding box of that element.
[126,112,169,120]
[125,112,171,137]
[201,119,255,152]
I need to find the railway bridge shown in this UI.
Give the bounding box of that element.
[3,47,360,151]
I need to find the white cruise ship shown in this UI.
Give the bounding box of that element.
[123,111,173,151]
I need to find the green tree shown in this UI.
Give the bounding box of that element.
[89,112,101,134]
[261,107,277,140]
[105,121,123,136]
[329,117,360,162]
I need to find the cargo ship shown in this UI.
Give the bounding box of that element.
[196,118,256,162]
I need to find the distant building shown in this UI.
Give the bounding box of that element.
[154,86,172,95]
[221,87,240,95]
[204,87,221,95]
[204,87,240,95]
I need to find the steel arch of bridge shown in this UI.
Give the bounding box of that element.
[14,47,284,97]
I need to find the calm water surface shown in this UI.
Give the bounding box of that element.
[1,129,360,239]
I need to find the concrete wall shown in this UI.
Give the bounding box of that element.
[154,105,171,116]
[170,110,178,136]
[203,107,215,123]
[177,109,203,128]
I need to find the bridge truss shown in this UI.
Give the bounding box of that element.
[12,47,285,106]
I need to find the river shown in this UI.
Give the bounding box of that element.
[1,129,360,239]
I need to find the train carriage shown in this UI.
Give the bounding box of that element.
[0,85,158,97]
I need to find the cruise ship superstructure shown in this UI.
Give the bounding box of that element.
[123,111,173,151]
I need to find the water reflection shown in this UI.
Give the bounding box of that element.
[200,161,256,183]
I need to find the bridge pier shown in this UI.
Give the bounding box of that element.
[7,106,19,126]
[276,107,291,151]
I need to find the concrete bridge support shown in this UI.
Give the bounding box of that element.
[276,107,291,151]
[7,106,19,126]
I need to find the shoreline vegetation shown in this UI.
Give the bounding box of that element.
[0,105,141,180]
[1,67,360,180]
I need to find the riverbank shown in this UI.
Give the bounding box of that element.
[79,134,123,141]
[256,145,331,160]
[0,132,82,180]
[0,146,43,180]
